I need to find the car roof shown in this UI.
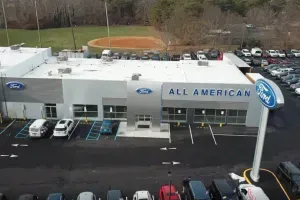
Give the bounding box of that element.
[78,192,94,200]
[102,50,111,54]
[189,181,209,199]
[18,194,35,200]
[135,191,149,199]
[47,193,63,200]
[107,190,122,200]
[213,179,234,195]
[30,119,47,128]
[281,161,300,172]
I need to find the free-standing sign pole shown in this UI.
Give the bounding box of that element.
[250,78,284,182]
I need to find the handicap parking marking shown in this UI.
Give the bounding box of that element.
[86,121,103,140]
[15,119,34,139]
[243,168,291,200]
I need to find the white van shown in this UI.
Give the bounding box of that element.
[251,48,262,57]
[238,184,269,200]
[101,49,113,60]
[29,119,52,138]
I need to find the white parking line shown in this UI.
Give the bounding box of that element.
[208,124,217,145]
[214,134,257,137]
[68,119,81,139]
[188,124,194,144]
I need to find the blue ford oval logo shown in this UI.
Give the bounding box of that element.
[6,81,26,90]
[255,79,277,109]
[136,88,153,94]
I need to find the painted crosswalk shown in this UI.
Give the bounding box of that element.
[85,121,103,140]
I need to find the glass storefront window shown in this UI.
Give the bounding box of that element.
[74,104,98,118]
[161,107,187,122]
[103,105,127,119]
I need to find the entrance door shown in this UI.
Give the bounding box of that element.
[136,115,152,128]
[44,104,57,118]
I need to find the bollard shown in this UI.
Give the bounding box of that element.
[201,122,204,127]
[220,123,222,127]
[24,117,27,121]
[85,117,88,123]
[177,122,180,127]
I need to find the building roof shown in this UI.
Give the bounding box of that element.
[0,46,251,84]
[223,53,251,68]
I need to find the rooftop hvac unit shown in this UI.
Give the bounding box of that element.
[57,56,68,61]
[58,68,72,74]
[197,60,209,66]
[132,73,141,80]
[48,71,52,76]
[10,45,20,50]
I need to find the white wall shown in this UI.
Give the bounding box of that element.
[5,102,44,119]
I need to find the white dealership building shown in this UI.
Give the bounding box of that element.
[0,46,262,137]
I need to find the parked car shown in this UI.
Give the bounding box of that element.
[18,194,39,200]
[121,52,130,60]
[264,64,279,72]
[182,53,192,60]
[283,49,294,58]
[234,50,243,57]
[162,53,170,61]
[267,50,278,57]
[209,179,239,200]
[276,68,300,79]
[152,53,161,61]
[198,54,208,60]
[237,184,269,200]
[251,58,261,66]
[141,55,150,60]
[267,58,280,64]
[158,185,180,200]
[290,82,300,90]
[282,74,300,83]
[242,57,251,65]
[130,53,138,60]
[208,49,220,58]
[133,191,153,200]
[47,193,66,200]
[113,53,121,59]
[276,50,286,58]
[77,192,97,200]
[29,119,53,138]
[277,162,300,194]
[100,120,116,135]
[251,47,262,57]
[0,194,7,200]
[197,50,206,59]
[295,87,300,95]
[241,49,251,57]
[107,190,124,200]
[261,59,269,66]
[287,76,300,86]
[291,49,300,57]
[53,119,74,138]
[267,65,282,73]
[171,54,181,61]
[183,180,211,200]
[271,68,293,77]
[262,50,270,58]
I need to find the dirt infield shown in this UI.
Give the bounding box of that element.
[88,36,166,50]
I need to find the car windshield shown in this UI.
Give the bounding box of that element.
[269,50,275,53]
[243,49,249,52]
[293,175,300,181]
[59,120,66,124]
[292,50,299,53]
[55,127,67,131]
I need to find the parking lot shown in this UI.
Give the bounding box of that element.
[1,59,300,199]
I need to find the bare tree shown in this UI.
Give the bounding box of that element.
[245,4,276,27]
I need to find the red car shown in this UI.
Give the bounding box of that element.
[159,185,180,200]
[262,50,270,58]
[267,58,280,64]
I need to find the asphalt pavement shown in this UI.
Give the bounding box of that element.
[1,66,300,199]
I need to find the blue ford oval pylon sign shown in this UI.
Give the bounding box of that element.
[5,81,26,90]
[136,88,153,94]
[255,78,284,109]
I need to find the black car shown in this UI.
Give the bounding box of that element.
[141,55,150,60]
[209,179,239,200]
[209,49,219,58]
[171,54,181,61]
[283,49,294,58]
[18,194,38,200]
[251,58,261,66]
[107,190,124,200]
[162,53,170,61]
[234,50,243,57]
[277,162,300,193]
[0,194,7,200]
[113,53,121,59]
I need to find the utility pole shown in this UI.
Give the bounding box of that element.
[34,0,42,48]
[105,0,111,50]
[67,5,77,50]
[1,0,10,46]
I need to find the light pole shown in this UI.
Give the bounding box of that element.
[104,0,111,50]
[67,5,77,51]
[250,78,284,182]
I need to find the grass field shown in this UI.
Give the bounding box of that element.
[0,26,155,53]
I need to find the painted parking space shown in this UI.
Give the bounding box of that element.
[86,121,103,140]
[14,119,34,139]
[243,168,293,200]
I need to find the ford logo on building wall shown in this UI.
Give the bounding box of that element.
[5,81,26,90]
[136,88,153,94]
[255,79,276,109]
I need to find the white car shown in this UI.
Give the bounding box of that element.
[238,184,269,200]
[133,191,153,200]
[198,54,208,60]
[241,49,251,57]
[295,88,300,95]
[261,59,269,66]
[291,49,300,57]
[53,119,74,137]
[271,68,293,77]
[276,50,286,58]
[267,50,278,57]
[196,51,205,59]
[182,54,192,60]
